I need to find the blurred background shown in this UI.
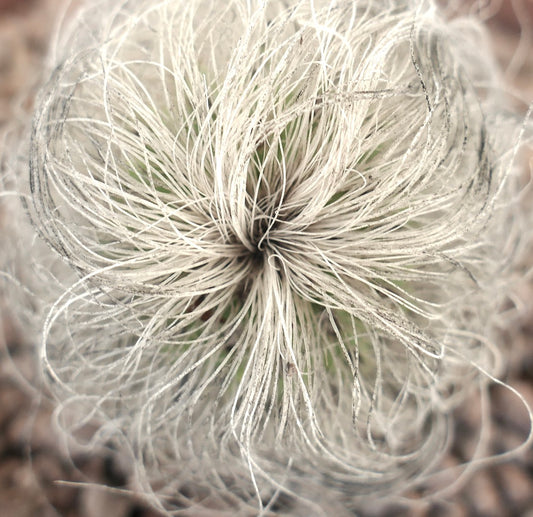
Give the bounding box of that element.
[0,0,532,515]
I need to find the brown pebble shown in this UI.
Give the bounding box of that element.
[466,471,505,517]
[494,463,533,508]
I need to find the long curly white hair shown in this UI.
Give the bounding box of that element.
[6,0,529,514]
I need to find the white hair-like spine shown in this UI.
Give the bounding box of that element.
[19,0,530,514]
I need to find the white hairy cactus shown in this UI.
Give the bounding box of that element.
[17,0,529,514]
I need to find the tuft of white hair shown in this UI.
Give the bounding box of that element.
[18,0,530,514]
